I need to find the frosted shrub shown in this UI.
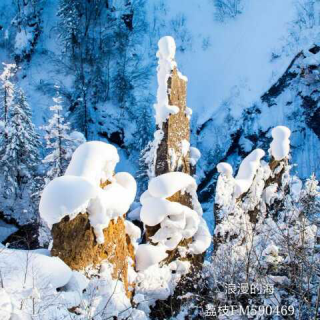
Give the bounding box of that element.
[209,126,320,319]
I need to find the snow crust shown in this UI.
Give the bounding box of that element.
[270,126,291,161]
[40,141,136,244]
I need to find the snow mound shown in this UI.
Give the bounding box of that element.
[158,36,176,60]
[65,141,119,186]
[39,176,98,227]
[148,172,197,198]
[40,141,136,244]
[136,244,168,271]
[188,217,212,254]
[217,162,233,177]
[0,248,72,290]
[140,171,210,257]
[234,149,265,198]
[270,126,291,161]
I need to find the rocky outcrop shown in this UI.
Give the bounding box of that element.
[51,213,135,297]
[155,67,190,176]
[146,64,205,264]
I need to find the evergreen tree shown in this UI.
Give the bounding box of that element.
[0,63,17,124]
[0,89,39,199]
[41,88,73,184]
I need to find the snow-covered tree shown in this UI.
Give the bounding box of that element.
[0,63,17,124]
[41,89,74,184]
[0,88,40,225]
[208,126,320,319]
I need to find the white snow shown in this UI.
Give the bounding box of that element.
[181,139,190,157]
[187,217,211,254]
[40,141,136,244]
[69,130,86,144]
[217,162,233,177]
[154,36,187,127]
[0,289,11,320]
[88,172,137,243]
[270,126,291,161]
[64,271,89,295]
[148,172,197,198]
[185,107,192,120]
[190,146,201,166]
[39,176,98,227]
[140,197,185,226]
[135,244,168,271]
[158,36,176,60]
[65,141,119,186]
[14,30,33,53]
[140,171,210,256]
[0,248,72,290]
[125,220,141,241]
[234,149,265,198]
[127,206,141,221]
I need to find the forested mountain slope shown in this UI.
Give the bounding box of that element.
[0,0,319,228]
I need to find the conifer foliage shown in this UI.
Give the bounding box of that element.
[0,84,40,224]
[42,87,73,184]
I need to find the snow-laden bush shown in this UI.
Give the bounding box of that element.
[169,126,320,318]
[208,126,320,318]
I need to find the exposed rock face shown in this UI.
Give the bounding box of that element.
[155,67,190,176]
[51,213,135,298]
[147,65,204,266]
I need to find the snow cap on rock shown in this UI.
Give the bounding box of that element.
[217,162,233,177]
[270,126,291,161]
[157,36,176,60]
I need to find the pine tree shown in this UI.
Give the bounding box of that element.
[42,88,73,184]
[0,63,17,124]
[0,88,40,200]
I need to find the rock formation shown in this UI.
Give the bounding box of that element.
[51,212,135,297]
[145,40,206,266]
